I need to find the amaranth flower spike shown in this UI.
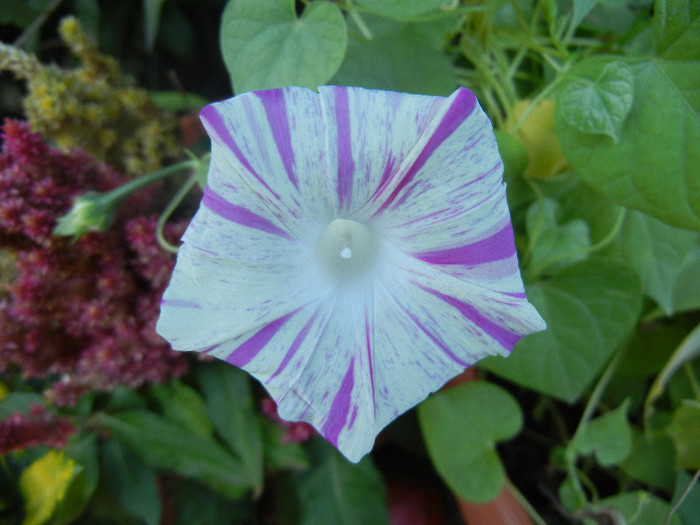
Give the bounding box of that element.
[157,86,546,462]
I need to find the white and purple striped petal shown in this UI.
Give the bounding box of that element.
[157,85,546,463]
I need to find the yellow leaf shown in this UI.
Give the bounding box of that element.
[20,450,79,525]
[510,99,569,178]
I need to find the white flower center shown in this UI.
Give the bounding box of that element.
[316,219,377,280]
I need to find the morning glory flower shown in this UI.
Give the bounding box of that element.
[157,86,546,462]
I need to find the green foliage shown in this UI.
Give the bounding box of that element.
[557,61,634,143]
[196,362,264,491]
[220,0,347,94]
[331,14,457,95]
[99,410,250,499]
[619,211,700,315]
[418,381,522,503]
[571,399,632,466]
[555,56,700,231]
[483,259,642,402]
[354,0,457,21]
[294,439,389,525]
[654,0,700,60]
[667,401,700,469]
[99,439,161,525]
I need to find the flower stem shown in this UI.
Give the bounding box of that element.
[156,172,198,253]
[107,159,197,205]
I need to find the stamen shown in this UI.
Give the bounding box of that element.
[316,219,377,280]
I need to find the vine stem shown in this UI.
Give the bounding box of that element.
[665,470,700,525]
[564,342,628,497]
[156,172,198,253]
[107,159,197,205]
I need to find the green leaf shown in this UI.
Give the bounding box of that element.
[571,0,601,30]
[176,481,252,525]
[646,323,700,419]
[295,439,390,525]
[619,211,700,315]
[557,61,634,143]
[671,470,700,525]
[558,474,587,511]
[330,15,457,96]
[151,380,214,438]
[525,198,591,276]
[354,0,458,20]
[595,491,682,525]
[667,400,700,469]
[220,0,347,94]
[0,0,39,26]
[555,56,700,231]
[621,429,677,491]
[417,381,522,503]
[196,362,264,492]
[99,410,250,499]
[261,418,309,471]
[573,399,632,466]
[142,0,166,52]
[100,438,161,525]
[482,258,642,402]
[654,0,700,60]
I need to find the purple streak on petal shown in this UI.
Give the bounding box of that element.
[504,291,527,299]
[269,310,318,381]
[372,88,477,215]
[413,221,516,266]
[348,405,358,430]
[393,296,470,367]
[364,310,376,416]
[378,157,395,190]
[160,299,201,308]
[227,311,297,367]
[202,186,293,240]
[257,90,298,189]
[419,285,523,352]
[332,88,355,210]
[322,358,355,446]
[200,104,279,199]
[203,344,220,354]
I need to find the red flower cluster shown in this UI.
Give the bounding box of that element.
[0,120,188,404]
[0,405,75,455]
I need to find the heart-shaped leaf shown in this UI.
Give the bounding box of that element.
[526,198,591,276]
[555,56,700,231]
[417,381,522,503]
[482,258,642,403]
[572,399,632,466]
[221,0,347,94]
[557,61,634,142]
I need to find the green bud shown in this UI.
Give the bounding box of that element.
[53,191,116,239]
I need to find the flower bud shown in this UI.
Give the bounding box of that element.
[53,191,116,239]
